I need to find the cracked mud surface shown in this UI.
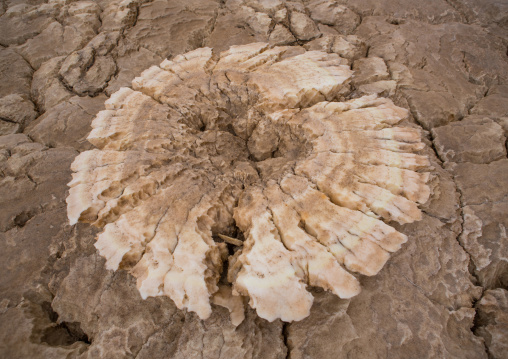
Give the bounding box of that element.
[0,0,507,358]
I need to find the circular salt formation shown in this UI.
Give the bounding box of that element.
[66,43,431,323]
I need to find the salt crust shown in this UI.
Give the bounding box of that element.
[67,43,430,323]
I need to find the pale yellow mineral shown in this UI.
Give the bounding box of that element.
[67,43,431,324]
[212,285,246,327]
[232,186,314,322]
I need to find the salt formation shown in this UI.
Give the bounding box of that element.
[67,43,430,324]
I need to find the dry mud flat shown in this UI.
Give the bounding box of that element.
[1,0,508,358]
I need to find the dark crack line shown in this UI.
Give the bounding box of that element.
[409,97,491,355]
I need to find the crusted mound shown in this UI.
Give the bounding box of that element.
[66,43,430,323]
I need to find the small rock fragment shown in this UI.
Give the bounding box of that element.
[31,57,73,112]
[212,286,245,326]
[0,48,33,98]
[274,8,288,23]
[307,0,360,35]
[289,12,320,41]
[269,24,296,45]
[352,57,390,85]
[432,116,507,164]
[59,48,117,96]
[100,0,139,31]
[0,94,37,133]
[471,85,508,118]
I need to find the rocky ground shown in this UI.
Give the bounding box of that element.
[1,0,507,358]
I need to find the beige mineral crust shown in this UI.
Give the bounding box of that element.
[66,43,431,324]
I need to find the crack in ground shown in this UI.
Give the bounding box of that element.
[426,113,490,355]
[454,184,490,355]
[283,322,291,359]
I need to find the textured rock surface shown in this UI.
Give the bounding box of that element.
[0,94,37,134]
[0,0,507,357]
[0,48,33,98]
[432,117,507,164]
[475,289,508,359]
[26,95,106,151]
[31,56,73,113]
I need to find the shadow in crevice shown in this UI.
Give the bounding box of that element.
[40,301,91,346]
